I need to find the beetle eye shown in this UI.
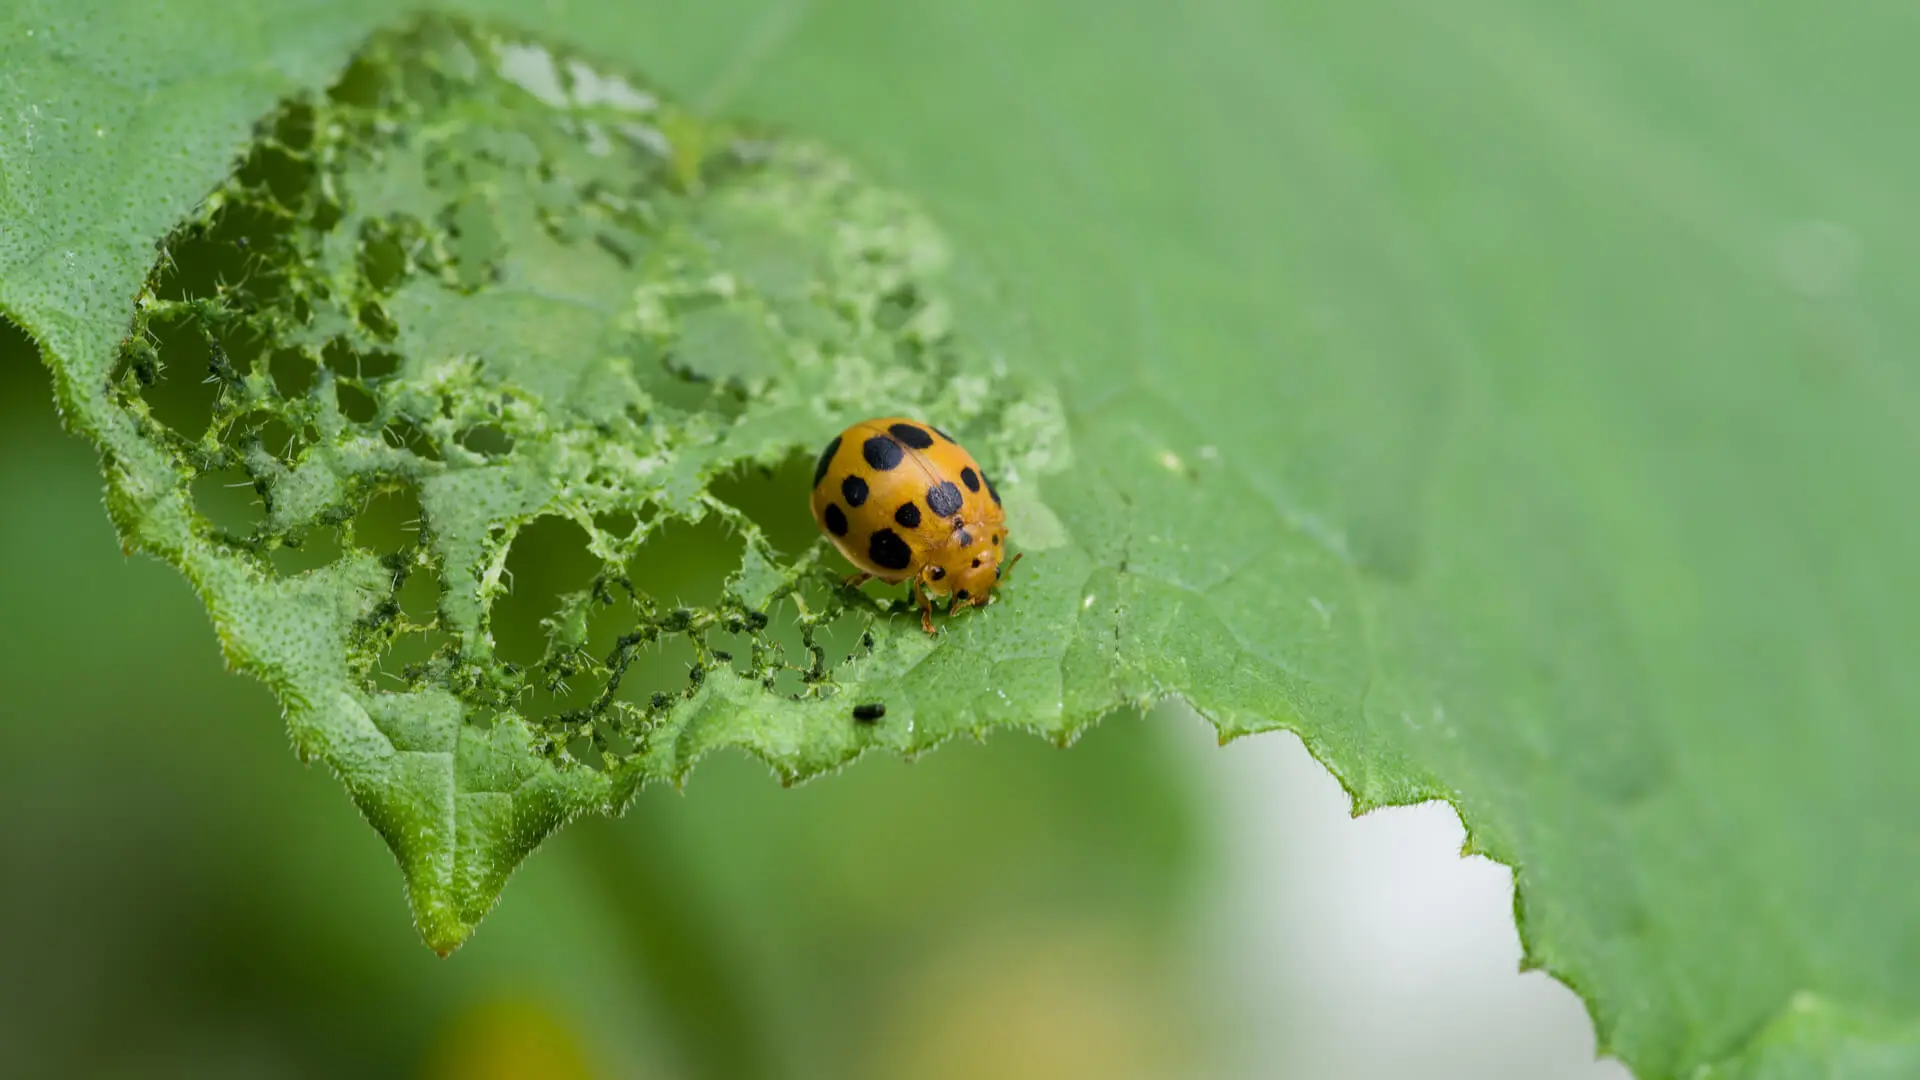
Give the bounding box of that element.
[929,566,946,580]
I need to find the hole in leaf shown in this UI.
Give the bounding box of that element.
[310,197,344,234]
[593,508,639,541]
[215,320,267,372]
[524,676,597,724]
[457,424,514,457]
[141,314,220,436]
[235,144,313,208]
[396,563,443,624]
[269,526,344,575]
[709,450,819,556]
[707,627,757,677]
[813,602,870,670]
[352,483,424,555]
[161,186,299,304]
[360,349,402,381]
[192,467,264,539]
[757,593,849,697]
[273,100,316,151]
[359,301,399,340]
[235,415,304,466]
[328,55,390,108]
[337,381,380,424]
[270,347,318,398]
[595,718,635,759]
[565,734,604,769]
[383,417,445,462]
[377,627,455,687]
[612,632,703,711]
[625,514,742,610]
[493,516,603,667]
[359,225,411,294]
[521,584,640,722]
[322,338,401,380]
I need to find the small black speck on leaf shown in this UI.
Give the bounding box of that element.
[852,702,886,722]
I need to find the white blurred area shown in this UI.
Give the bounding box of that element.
[1187,715,1634,1080]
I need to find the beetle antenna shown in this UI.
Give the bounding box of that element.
[1000,551,1025,583]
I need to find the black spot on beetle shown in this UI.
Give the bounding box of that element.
[888,422,935,449]
[927,480,963,516]
[971,557,982,568]
[992,533,1002,545]
[824,503,848,536]
[955,529,973,547]
[955,589,970,600]
[868,527,913,570]
[813,435,841,486]
[894,501,921,528]
[841,474,869,507]
[960,466,980,492]
[863,434,904,470]
[852,702,886,722]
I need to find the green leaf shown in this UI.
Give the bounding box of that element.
[4,4,1917,1079]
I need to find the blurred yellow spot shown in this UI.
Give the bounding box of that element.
[420,996,601,1080]
[864,925,1182,1080]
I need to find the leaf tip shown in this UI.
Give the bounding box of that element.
[417,905,480,957]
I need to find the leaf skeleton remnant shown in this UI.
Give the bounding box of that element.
[96,16,1070,951]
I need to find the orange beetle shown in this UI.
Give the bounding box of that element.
[808,417,1019,633]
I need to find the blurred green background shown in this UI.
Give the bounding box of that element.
[2,309,1624,1079]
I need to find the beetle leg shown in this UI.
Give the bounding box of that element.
[911,578,936,634]
[842,571,872,589]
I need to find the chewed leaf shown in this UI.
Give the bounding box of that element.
[95,17,1068,951]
